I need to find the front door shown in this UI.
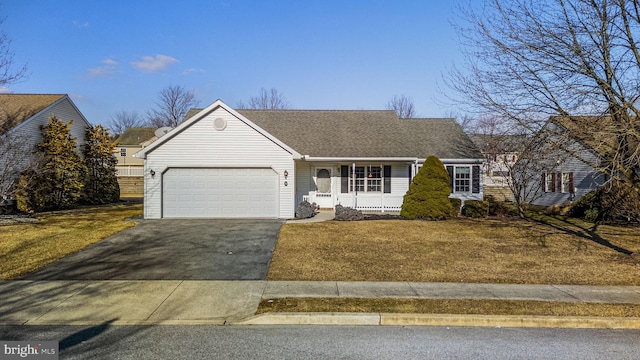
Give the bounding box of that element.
[314,168,333,208]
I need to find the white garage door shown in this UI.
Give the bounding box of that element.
[162,168,278,218]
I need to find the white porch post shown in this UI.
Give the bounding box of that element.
[352,163,356,209]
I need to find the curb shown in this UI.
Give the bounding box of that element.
[233,312,640,329]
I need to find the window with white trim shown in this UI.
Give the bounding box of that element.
[455,166,471,192]
[120,148,126,157]
[543,172,574,193]
[545,173,554,193]
[562,173,572,193]
[349,166,382,192]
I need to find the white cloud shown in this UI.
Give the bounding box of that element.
[0,86,11,93]
[73,20,89,28]
[131,54,178,73]
[85,58,118,79]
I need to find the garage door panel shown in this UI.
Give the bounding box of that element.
[163,168,278,218]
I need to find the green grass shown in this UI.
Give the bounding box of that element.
[0,203,143,279]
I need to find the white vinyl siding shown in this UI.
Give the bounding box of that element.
[295,161,312,206]
[1,96,92,194]
[9,97,91,152]
[144,107,295,219]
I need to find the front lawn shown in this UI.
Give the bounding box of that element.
[0,204,143,279]
[267,216,640,285]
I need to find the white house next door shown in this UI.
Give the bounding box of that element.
[314,167,333,209]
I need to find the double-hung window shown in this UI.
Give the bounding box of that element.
[349,166,382,192]
[454,166,471,192]
[120,148,127,157]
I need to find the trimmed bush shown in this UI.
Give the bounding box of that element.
[295,201,317,219]
[334,204,364,221]
[486,195,513,216]
[463,200,489,218]
[449,198,462,217]
[568,182,640,223]
[401,156,452,220]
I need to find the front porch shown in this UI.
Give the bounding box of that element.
[303,193,404,213]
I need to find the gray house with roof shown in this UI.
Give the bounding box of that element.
[136,100,483,219]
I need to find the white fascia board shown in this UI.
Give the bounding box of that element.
[134,100,223,159]
[8,94,85,134]
[433,158,484,164]
[301,156,419,162]
[61,95,93,128]
[135,99,302,159]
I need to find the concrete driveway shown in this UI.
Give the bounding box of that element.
[22,219,284,280]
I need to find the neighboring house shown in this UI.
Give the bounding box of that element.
[0,94,91,202]
[115,127,156,196]
[469,134,524,202]
[528,117,608,207]
[135,100,484,219]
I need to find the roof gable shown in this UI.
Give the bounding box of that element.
[0,94,65,135]
[136,100,301,159]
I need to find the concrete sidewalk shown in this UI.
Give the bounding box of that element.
[1,280,639,327]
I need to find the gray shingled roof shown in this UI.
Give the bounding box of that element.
[185,108,482,159]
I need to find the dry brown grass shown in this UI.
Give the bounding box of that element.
[257,298,640,317]
[0,204,143,279]
[268,218,640,285]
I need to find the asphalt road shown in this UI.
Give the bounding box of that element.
[22,219,283,280]
[2,325,639,359]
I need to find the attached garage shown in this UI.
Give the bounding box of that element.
[136,100,300,219]
[162,167,278,218]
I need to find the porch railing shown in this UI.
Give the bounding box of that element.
[115,166,144,177]
[304,193,403,212]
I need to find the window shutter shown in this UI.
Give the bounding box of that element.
[472,165,480,193]
[551,172,556,192]
[341,165,349,193]
[542,173,546,192]
[569,172,574,193]
[557,172,562,193]
[446,166,454,191]
[383,165,391,193]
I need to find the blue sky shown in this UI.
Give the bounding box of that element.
[4,1,468,128]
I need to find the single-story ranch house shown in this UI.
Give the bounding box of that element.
[135,100,483,219]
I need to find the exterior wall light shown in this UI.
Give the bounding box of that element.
[284,170,288,179]
[150,169,156,177]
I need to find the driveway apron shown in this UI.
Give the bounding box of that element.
[22,219,284,280]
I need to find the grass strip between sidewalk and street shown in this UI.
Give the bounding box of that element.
[0,203,143,280]
[257,298,640,317]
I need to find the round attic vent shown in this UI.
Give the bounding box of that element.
[213,117,227,131]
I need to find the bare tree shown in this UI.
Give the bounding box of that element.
[0,16,26,88]
[449,0,640,193]
[109,110,145,137]
[386,94,415,118]
[147,85,199,128]
[238,88,290,109]
[470,115,566,217]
